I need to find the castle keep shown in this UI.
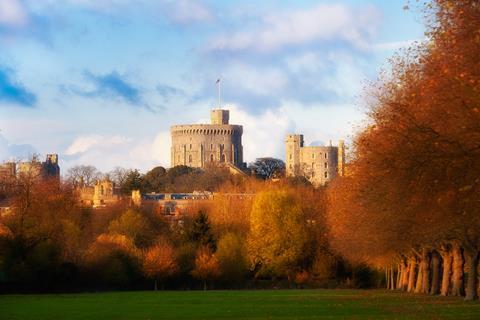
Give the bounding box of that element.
[171,109,244,169]
[286,135,345,186]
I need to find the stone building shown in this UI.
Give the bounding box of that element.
[285,134,345,186]
[171,109,244,170]
[79,179,121,208]
[2,154,60,182]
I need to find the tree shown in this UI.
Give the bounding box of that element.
[185,211,216,250]
[326,0,480,300]
[247,189,310,279]
[216,232,248,283]
[107,167,130,191]
[191,246,221,290]
[66,165,101,187]
[249,158,285,179]
[121,169,143,195]
[142,166,167,192]
[142,240,178,290]
[108,209,155,248]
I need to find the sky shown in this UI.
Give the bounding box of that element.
[0,0,425,173]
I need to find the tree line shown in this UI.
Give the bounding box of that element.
[0,168,373,292]
[327,0,480,301]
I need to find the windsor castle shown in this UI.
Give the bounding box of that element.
[171,109,345,186]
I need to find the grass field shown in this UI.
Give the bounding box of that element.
[0,289,479,320]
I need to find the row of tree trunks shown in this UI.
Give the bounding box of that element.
[385,267,396,290]
[395,243,479,301]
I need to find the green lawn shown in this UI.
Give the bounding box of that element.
[0,289,479,320]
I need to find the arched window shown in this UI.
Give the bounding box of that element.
[221,154,226,162]
[210,154,214,162]
[189,155,192,163]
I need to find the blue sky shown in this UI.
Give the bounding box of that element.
[0,0,425,172]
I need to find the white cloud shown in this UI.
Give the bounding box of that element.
[27,0,213,24]
[160,0,213,25]
[372,39,419,52]
[207,3,381,53]
[222,63,289,96]
[63,133,171,172]
[228,104,293,162]
[0,0,28,27]
[65,135,131,156]
[0,133,36,161]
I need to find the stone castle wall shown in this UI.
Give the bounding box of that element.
[170,110,244,169]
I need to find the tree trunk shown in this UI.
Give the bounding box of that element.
[430,251,441,295]
[390,267,395,290]
[203,280,207,291]
[464,250,479,301]
[451,243,465,297]
[440,250,453,296]
[396,263,403,289]
[407,259,417,292]
[154,279,158,291]
[421,249,431,294]
[401,260,409,291]
[385,268,389,289]
[414,265,423,293]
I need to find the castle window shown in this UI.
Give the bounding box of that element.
[189,144,192,150]
[189,155,192,163]
[210,154,214,162]
[325,153,327,159]
[289,154,292,160]
[325,172,328,178]
[324,162,327,168]
[221,154,226,162]
[312,154,315,159]
[211,144,213,150]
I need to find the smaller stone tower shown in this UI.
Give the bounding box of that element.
[285,134,344,186]
[285,134,304,177]
[210,109,229,125]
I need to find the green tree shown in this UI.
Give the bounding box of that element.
[185,211,216,250]
[216,232,248,283]
[121,169,143,195]
[247,189,310,279]
[142,166,166,192]
[108,209,155,248]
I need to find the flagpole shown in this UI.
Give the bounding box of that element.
[217,78,221,109]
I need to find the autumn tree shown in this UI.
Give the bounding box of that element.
[142,240,178,290]
[216,232,248,283]
[108,209,155,248]
[191,246,221,290]
[247,188,310,280]
[326,0,480,300]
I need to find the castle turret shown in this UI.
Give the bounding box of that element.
[285,134,304,177]
[210,109,229,125]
